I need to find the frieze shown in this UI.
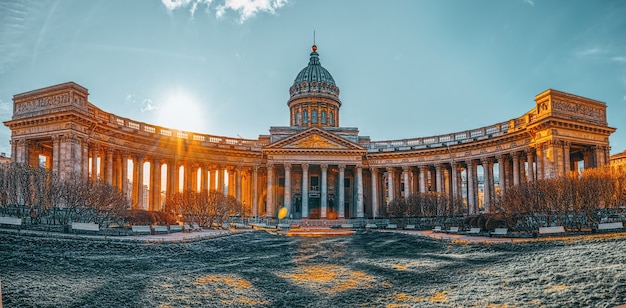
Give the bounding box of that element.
[552,100,603,121]
[14,92,86,116]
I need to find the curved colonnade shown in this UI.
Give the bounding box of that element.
[4,82,615,219]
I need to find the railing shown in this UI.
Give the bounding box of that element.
[366,118,522,152]
[90,104,268,149]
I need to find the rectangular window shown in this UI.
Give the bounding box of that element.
[303,110,308,123]
[312,110,318,124]
[344,178,351,188]
[279,177,285,187]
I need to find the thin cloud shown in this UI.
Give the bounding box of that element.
[162,0,288,23]
[577,47,605,57]
[141,98,158,112]
[126,94,158,113]
[523,0,534,7]
[612,56,626,63]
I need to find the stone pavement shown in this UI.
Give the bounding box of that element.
[380,229,535,243]
[0,227,249,243]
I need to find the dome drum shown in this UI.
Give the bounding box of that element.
[288,45,342,128]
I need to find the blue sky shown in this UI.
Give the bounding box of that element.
[1,0,625,157]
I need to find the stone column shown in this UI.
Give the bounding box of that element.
[563,142,571,176]
[321,164,328,218]
[136,155,145,209]
[301,163,309,218]
[91,146,99,181]
[252,166,259,218]
[283,164,292,214]
[119,153,127,200]
[218,166,226,196]
[419,166,427,193]
[451,163,459,208]
[236,166,243,202]
[512,152,520,186]
[152,159,162,211]
[192,164,200,192]
[51,137,60,175]
[106,150,114,185]
[482,158,492,213]
[81,142,89,179]
[356,164,364,218]
[201,165,209,192]
[338,164,345,218]
[266,164,274,218]
[527,149,535,182]
[10,139,17,164]
[131,156,139,207]
[455,164,463,205]
[370,167,379,219]
[536,144,544,180]
[435,164,443,193]
[402,166,410,199]
[172,163,180,194]
[466,160,476,215]
[497,155,506,197]
[386,167,395,203]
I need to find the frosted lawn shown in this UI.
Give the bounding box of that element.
[1,232,625,307]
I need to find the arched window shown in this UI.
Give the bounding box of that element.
[295,111,300,125]
[330,111,334,126]
[303,110,308,123]
[312,110,318,124]
[321,110,327,124]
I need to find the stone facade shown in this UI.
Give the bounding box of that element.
[3,46,616,218]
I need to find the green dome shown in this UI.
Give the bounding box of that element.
[289,45,340,98]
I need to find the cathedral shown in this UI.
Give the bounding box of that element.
[3,45,616,219]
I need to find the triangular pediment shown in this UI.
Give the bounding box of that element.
[265,127,365,151]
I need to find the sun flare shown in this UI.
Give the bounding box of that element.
[154,87,209,133]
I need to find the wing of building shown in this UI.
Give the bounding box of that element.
[3,45,616,219]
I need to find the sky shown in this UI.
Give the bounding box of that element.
[0,0,625,158]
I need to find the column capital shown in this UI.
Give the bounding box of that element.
[369,167,378,174]
[402,165,411,172]
[320,163,328,170]
[386,166,395,172]
[301,163,309,170]
[284,163,292,170]
[355,164,363,169]
[481,157,493,164]
[562,140,571,148]
[338,164,346,170]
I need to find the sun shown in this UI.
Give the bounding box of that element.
[154,87,208,133]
